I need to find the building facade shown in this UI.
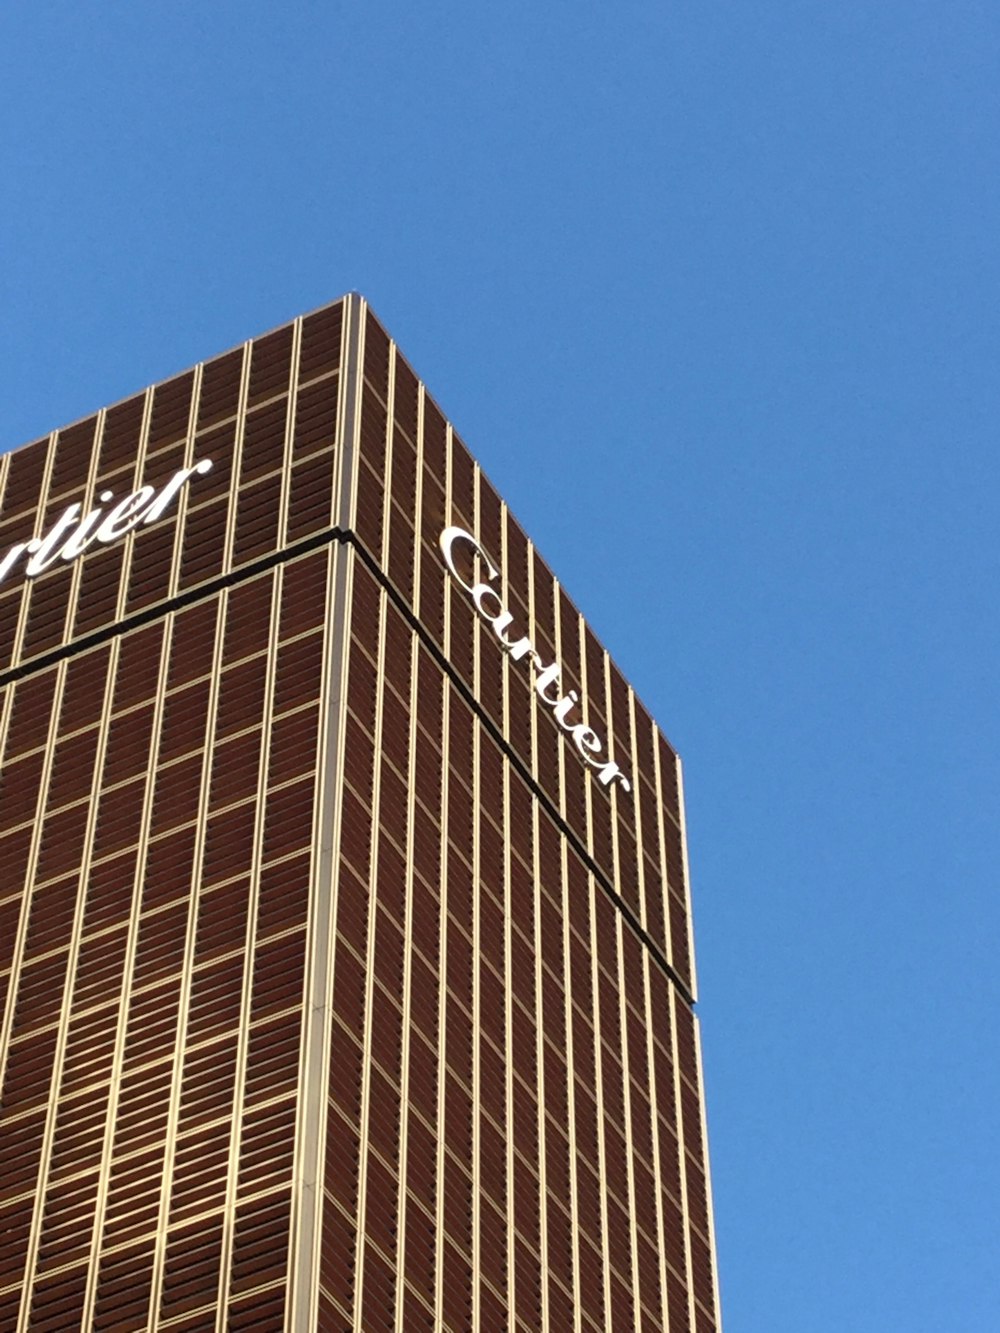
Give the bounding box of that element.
[0,295,720,1330]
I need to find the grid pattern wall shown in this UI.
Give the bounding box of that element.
[0,299,344,677]
[348,308,696,998]
[0,293,719,1331]
[314,301,719,1329]
[0,548,332,1329]
[319,555,716,1331]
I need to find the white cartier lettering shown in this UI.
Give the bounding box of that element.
[24,505,83,576]
[59,490,116,560]
[439,525,631,792]
[95,485,157,542]
[440,526,497,591]
[0,458,214,589]
[553,689,579,727]
[141,459,214,525]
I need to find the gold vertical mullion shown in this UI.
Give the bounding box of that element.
[603,654,642,1330]
[674,750,702,1333]
[651,729,695,1323]
[552,578,584,1327]
[432,422,454,1331]
[70,407,109,637]
[393,340,421,1331]
[393,628,420,1332]
[551,578,569,826]
[282,309,342,1331]
[578,616,613,1326]
[627,693,649,937]
[0,442,12,746]
[640,965,673,1325]
[676,754,718,1325]
[586,864,614,1332]
[10,430,58,673]
[334,295,366,533]
[524,542,551,1330]
[502,754,517,1333]
[432,668,451,1332]
[526,541,540,794]
[670,986,698,1331]
[350,587,389,1331]
[675,755,699,1004]
[286,539,352,1333]
[222,342,253,575]
[15,635,123,1333]
[498,503,517,1332]
[380,341,396,570]
[615,918,642,1331]
[497,503,511,766]
[164,363,205,603]
[60,415,106,663]
[351,317,394,1329]
[111,388,155,623]
[651,729,676,1040]
[691,1003,722,1325]
[272,317,304,1316]
[286,295,359,1329]
[470,464,483,1333]
[442,422,453,666]
[376,333,408,1322]
[411,382,426,623]
[560,832,583,1333]
[552,587,583,1333]
[625,688,670,1324]
[530,800,550,1332]
[276,317,303,553]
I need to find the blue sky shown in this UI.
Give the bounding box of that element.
[3,4,999,1328]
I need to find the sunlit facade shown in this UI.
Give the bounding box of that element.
[0,295,719,1330]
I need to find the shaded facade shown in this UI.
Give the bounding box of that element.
[0,295,720,1330]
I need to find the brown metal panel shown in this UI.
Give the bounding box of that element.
[0,295,718,1331]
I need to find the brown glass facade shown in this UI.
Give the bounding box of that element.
[0,295,719,1330]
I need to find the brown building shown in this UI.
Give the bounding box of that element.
[0,295,720,1331]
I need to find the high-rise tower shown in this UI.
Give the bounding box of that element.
[0,295,720,1330]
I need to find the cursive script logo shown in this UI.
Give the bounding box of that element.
[439,526,631,792]
[0,458,214,588]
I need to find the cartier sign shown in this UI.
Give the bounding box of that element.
[0,458,215,588]
[439,526,631,792]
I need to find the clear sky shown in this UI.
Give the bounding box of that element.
[3,4,998,1329]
